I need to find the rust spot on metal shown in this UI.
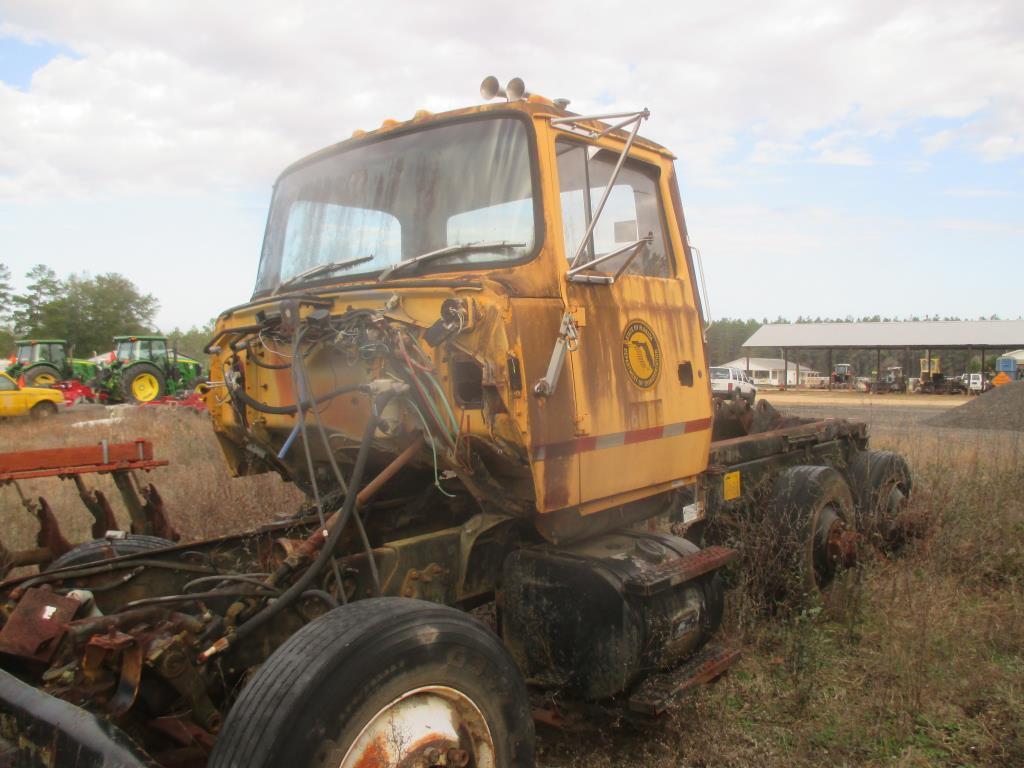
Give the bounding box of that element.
[0,588,79,662]
[350,733,389,768]
[827,525,860,570]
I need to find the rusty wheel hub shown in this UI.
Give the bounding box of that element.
[340,685,493,768]
[825,521,859,571]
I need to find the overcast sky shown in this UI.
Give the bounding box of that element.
[1,1,1022,331]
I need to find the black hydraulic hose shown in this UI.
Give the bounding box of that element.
[15,558,217,591]
[292,333,382,597]
[124,589,270,609]
[204,324,264,355]
[226,390,395,647]
[229,381,365,415]
[248,354,292,370]
[289,326,347,602]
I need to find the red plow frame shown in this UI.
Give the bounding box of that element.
[0,440,177,576]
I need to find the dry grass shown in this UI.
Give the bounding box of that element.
[3,408,1022,767]
[540,427,1024,767]
[1,406,302,552]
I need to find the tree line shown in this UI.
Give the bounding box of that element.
[0,263,212,362]
[1,262,1012,376]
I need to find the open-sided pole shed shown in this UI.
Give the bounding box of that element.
[741,320,1024,387]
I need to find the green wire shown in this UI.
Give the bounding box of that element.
[397,360,455,446]
[422,367,460,436]
[404,398,457,498]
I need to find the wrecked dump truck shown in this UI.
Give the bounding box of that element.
[0,78,914,767]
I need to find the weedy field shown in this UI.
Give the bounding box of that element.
[540,423,1024,767]
[2,406,1022,767]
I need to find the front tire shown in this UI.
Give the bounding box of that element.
[211,598,534,768]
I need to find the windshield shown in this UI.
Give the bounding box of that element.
[16,345,33,364]
[254,116,538,294]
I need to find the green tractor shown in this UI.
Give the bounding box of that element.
[5,339,99,388]
[92,335,206,404]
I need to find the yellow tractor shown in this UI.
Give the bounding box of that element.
[0,79,914,767]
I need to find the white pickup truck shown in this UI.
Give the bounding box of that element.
[710,366,757,403]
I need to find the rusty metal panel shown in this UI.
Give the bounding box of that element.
[0,440,167,482]
[0,588,79,663]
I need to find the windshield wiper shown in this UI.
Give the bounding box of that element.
[277,256,376,293]
[377,242,525,282]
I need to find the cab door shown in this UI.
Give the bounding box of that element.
[555,141,711,509]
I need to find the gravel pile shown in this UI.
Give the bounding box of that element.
[927,382,1024,431]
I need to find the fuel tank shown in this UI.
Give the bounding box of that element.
[500,530,726,699]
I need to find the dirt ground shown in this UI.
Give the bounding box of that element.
[2,399,1022,767]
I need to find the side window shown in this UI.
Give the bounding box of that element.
[556,141,672,278]
[49,345,66,366]
[0,376,16,391]
[150,340,168,359]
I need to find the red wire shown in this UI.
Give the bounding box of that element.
[397,334,455,447]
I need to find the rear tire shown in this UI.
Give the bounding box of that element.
[848,450,914,550]
[29,401,58,420]
[767,465,857,599]
[122,363,166,403]
[24,364,62,388]
[46,534,174,571]
[211,598,534,768]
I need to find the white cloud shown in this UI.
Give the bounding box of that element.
[922,129,954,154]
[811,132,874,166]
[975,134,1023,161]
[0,0,1022,327]
[749,141,803,165]
[0,0,1021,200]
[943,186,1012,198]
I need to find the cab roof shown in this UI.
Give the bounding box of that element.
[15,339,67,345]
[277,97,675,182]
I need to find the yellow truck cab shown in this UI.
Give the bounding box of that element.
[207,87,711,541]
[0,371,62,419]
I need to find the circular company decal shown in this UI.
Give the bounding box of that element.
[621,320,661,388]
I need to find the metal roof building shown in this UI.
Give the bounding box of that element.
[740,320,1024,389]
[744,320,1024,349]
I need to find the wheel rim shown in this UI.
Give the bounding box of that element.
[131,373,160,401]
[813,504,858,589]
[339,685,495,768]
[34,372,57,386]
